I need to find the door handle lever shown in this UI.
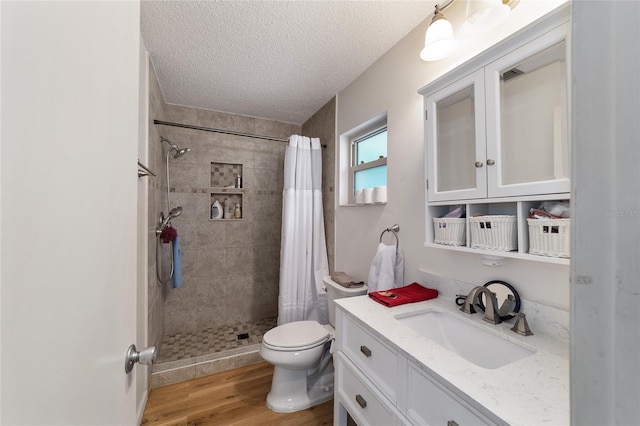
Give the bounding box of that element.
[125,344,156,374]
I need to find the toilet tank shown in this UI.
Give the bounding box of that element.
[324,276,368,326]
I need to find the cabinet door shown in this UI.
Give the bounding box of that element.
[425,69,487,202]
[485,24,570,197]
[406,362,498,426]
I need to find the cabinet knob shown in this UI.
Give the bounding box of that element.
[355,394,367,409]
[475,161,484,168]
[360,345,372,357]
[486,159,496,166]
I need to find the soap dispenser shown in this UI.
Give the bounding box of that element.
[211,199,223,220]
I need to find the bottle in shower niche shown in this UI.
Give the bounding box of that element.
[235,174,242,189]
[234,204,242,219]
[211,199,223,220]
[224,197,233,219]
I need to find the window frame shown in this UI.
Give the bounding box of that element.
[348,121,388,203]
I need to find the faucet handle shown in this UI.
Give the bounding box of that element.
[459,298,476,314]
[455,294,467,306]
[498,294,516,317]
[511,312,533,336]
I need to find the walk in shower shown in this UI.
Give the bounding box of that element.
[146,60,335,388]
[147,99,298,387]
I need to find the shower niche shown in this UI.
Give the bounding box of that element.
[210,161,244,220]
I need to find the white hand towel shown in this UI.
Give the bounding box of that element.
[367,243,404,293]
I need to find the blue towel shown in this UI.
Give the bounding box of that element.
[171,236,183,289]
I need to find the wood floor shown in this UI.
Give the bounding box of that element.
[142,362,334,426]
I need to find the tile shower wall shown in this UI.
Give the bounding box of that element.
[148,60,167,351]
[157,104,300,336]
[301,97,336,273]
[147,64,336,347]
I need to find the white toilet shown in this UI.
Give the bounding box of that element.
[260,276,367,413]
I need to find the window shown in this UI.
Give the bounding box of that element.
[349,123,387,203]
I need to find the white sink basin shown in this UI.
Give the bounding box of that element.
[396,310,535,369]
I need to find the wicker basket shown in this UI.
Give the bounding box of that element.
[433,218,466,246]
[470,215,517,251]
[528,218,570,258]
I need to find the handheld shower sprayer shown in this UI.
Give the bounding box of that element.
[156,206,183,236]
[165,206,183,224]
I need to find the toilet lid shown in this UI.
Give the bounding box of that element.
[262,321,329,349]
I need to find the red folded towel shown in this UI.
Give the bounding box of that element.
[369,282,438,307]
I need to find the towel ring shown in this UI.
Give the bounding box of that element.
[379,224,400,252]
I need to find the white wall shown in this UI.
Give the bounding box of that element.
[571,1,640,424]
[0,2,3,420]
[335,0,570,310]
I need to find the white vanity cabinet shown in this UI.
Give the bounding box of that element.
[335,311,405,425]
[335,353,403,426]
[334,308,500,426]
[406,362,495,426]
[421,6,571,263]
[340,309,400,402]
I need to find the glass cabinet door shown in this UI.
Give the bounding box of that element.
[484,24,570,197]
[425,69,487,202]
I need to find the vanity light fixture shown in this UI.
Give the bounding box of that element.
[420,0,518,62]
[420,4,458,62]
[461,0,512,35]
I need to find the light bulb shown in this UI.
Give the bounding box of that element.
[461,0,511,35]
[421,16,457,61]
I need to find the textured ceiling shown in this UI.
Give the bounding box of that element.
[141,1,433,124]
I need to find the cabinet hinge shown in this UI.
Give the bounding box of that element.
[426,179,429,190]
[425,110,428,120]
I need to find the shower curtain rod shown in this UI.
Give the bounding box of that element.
[154,119,327,148]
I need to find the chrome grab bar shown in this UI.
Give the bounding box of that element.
[137,160,156,178]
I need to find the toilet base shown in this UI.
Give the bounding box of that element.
[265,365,334,413]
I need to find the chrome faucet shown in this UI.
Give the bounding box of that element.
[460,286,502,325]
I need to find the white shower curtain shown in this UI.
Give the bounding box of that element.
[278,135,330,325]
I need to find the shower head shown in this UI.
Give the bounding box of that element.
[173,147,191,159]
[160,137,190,159]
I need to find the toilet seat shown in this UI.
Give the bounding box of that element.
[262,321,330,351]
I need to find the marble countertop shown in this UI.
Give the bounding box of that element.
[336,295,570,426]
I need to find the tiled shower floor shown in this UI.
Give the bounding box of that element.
[151,317,277,388]
[156,317,277,364]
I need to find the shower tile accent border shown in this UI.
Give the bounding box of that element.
[169,186,280,195]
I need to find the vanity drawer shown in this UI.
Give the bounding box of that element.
[336,352,399,426]
[406,362,498,426]
[340,313,398,401]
